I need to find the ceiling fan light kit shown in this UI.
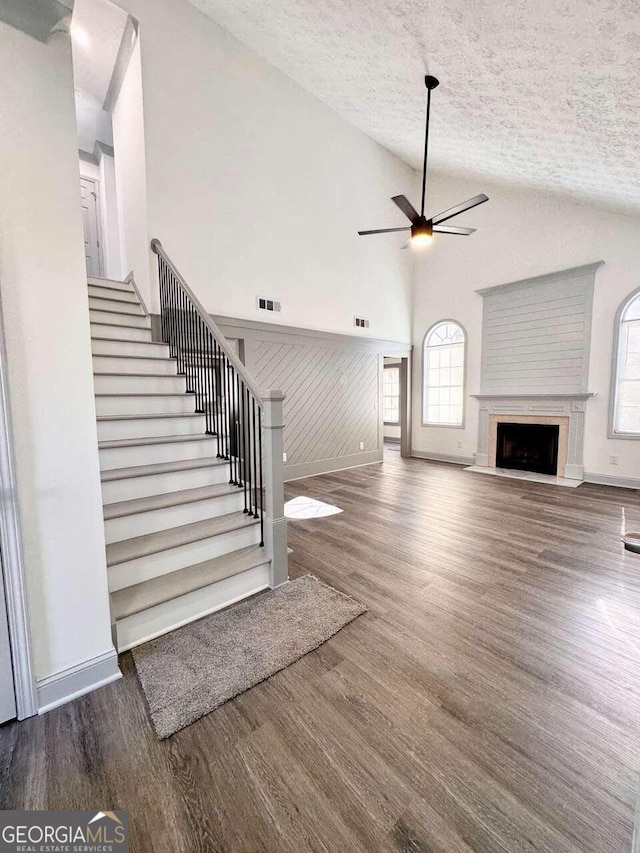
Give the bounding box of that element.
[358,75,488,249]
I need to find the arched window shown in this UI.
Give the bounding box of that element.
[423,321,466,427]
[612,289,640,436]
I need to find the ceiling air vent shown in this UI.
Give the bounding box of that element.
[257,296,281,313]
[354,316,370,329]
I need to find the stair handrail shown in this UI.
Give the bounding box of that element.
[150,238,288,589]
[150,239,262,400]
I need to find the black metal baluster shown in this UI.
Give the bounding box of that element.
[251,397,258,518]
[226,359,235,481]
[231,365,238,485]
[170,273,179,359]
[159,259,167,342]
[212,339,220,452]
[222,351,230,461]
[243,386,251,514]
[236,373,242,490]
[240,380,247,508]
[258,407,264,546]
[176,288,185,376]
[204,328,213,433]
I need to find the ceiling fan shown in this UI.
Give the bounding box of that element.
[358,76,488,249]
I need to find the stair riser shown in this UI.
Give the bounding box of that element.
[104,492,245,544]
[88,284,138,303]
[92,355,176,376]
[95,394,196,416]
[90,309,150,328]
[90,322,152,342]
[97,414,206,442]
[101,463,229,503]
[99,436,219,469]
[93,374,187,394]
[108,524,262,591]
[89,296,144,315]
[91,339,170,358]
[114,563,270,651]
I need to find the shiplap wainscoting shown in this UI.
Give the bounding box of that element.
[212,317,411,480]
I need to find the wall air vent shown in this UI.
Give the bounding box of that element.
[257,297,281,313]
[354,316,370,329]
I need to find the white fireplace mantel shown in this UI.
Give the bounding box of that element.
[471,393,595,480]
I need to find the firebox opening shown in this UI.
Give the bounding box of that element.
[496,422,560,476]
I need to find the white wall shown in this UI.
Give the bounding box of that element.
[112,36,151,301]
[411,172,640,481]
[118,0,413,342]
[0,24,113,683]
[98,149,123,280]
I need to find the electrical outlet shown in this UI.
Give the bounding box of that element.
[457,441,462,449]
[610,454,619,465]
[359,441,364,450]
[282,452,287,463]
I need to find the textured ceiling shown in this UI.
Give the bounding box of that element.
[189,0,640,214]
[71,0,127,104]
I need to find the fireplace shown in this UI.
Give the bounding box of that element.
[496,422,560,476]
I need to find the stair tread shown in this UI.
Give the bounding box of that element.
[110,544,268,619]
[90,321,152,331]
[91,337,165,346]
[104,482,241,518]
[106,511,259,566]
[88,286,137,298]
[99,433,219,449]
[91,306,149,318]
[93,371,184,378]
[96,412,203,422]
[95,392,194,398]
[88,276,130,287]
[93,353,174,361]
[101,456,226,482]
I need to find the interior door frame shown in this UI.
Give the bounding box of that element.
[80,174,105,279]
[0,283,37,719]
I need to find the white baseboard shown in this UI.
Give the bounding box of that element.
[284,450,383,482]
[584,472,640,490]
[411,449,476,467]
[37,648,121,714]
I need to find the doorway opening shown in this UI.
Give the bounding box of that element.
[71,0,145,284]
[383,356,410,458]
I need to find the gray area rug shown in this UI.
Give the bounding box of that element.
[132,574,366,738]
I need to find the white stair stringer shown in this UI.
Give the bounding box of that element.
[87,274,268,651]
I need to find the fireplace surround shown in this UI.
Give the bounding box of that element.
[473,394,592,480]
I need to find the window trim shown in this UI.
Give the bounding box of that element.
[421,319,468,429]
[609,286,640,440]
[383,363,401,426]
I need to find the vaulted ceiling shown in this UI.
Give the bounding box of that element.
[190,0,640,215]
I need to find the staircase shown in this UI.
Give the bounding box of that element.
[88,247,287,651]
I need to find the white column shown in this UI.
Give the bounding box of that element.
[261,389,288,588]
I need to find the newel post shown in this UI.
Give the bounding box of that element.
[261,389,288,588]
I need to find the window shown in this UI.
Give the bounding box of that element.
[612,289,640,436]
[423,321,465,426]
[383,366,400,424]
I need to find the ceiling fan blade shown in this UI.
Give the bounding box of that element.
[432,224,476,235]
[431,193,489,226]
[358,227,411,236]
[391,195,420,222]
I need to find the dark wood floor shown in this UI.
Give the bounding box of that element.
[3,454,640,852]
